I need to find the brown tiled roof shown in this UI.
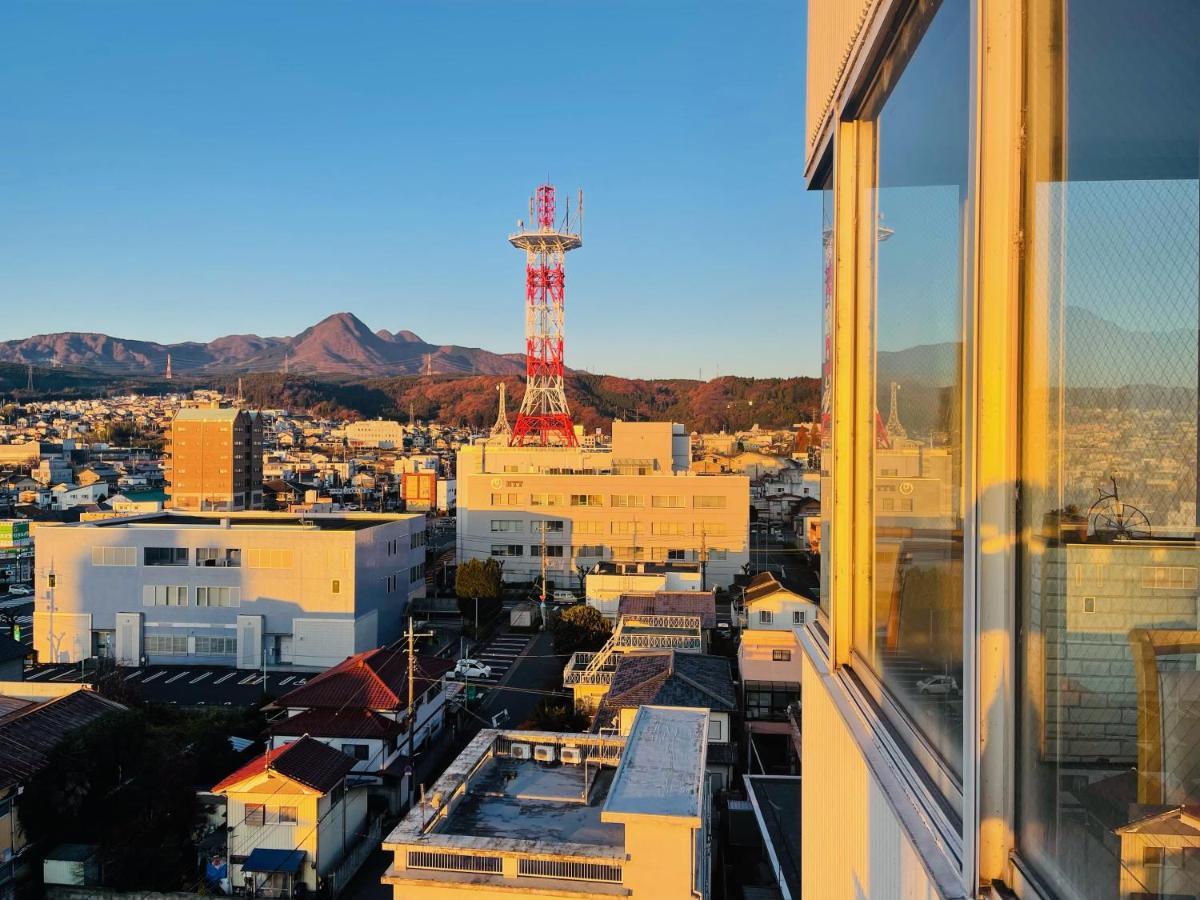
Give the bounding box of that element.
[212,736,356,794]
[274,648,453,712]
[605,651,737,712]
[618,590,717,628]
[270,708,403,741]
[744,572,813,605]
[0,690,126,790]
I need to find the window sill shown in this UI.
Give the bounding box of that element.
[797,625,967,899]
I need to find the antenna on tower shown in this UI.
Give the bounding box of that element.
[284,351,290,376]
[164,353,173,381]
[26,365,33,392]
[491,383,512,438]
[236,377,244,404]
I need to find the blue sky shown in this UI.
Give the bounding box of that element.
[0,1,820,379]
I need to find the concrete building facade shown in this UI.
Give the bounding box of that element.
[32,511,427,668]
[166,405,264,511]
[457,422,749,589]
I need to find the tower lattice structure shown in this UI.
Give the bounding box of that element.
[509,183,583,446]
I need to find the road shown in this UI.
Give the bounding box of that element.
[338,624,567,900]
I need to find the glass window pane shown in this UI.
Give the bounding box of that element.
[1019,3,1200,898]
[858,0,970,781]
[818,171,834,618]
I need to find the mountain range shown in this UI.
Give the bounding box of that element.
[0,312,525,377]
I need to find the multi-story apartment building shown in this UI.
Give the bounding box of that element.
[166,405,264,511]
[381,705,713,899]
[803,2,1199,898]
[457,422,749,589]
[32,511,427,668]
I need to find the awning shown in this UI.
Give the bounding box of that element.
[242,848,306,875]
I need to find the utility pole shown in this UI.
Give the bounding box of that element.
[539,526,548,629]
[404,616,434,810]
[700,529,708,592]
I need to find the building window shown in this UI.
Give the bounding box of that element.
[1017,5,1200,897]
[341,743,370,761]
[530,545,564,558]
[758,610,773,625]
[142,585,188,607]
[574,521,605,535]
[772,649,792,662]
[792,610,804,625]
[572,545,604,558]
[610,494,644,508]
[610,521,638,536]
[743,681,800,721]
[650,522,685,536]
[144,547,188,566]
[570,494,603,507]
[708,718,724,742]
[490,544,523,557]
[410,563,425,582]
[331,579,341,594]
[650,495,683,509]
[531,520,564,533]
[667,549,688,561]
[91,546,135,566]
[245,548,293,569]
[693,495,727,509]
[195,586,240,608]
[530,493,563,507]
[490,520,524,533]
[144,634,188,655]
[244,804,266,826]
[693,522,726,537]
[195,636,236,655]
[278,806,297,824]
[855,0,970,786]
[196,548,241,567]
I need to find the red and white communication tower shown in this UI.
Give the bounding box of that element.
[509,183,583,446]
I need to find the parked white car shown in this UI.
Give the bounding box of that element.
[551,590,579,605]
[916,675,959,696]
[454,658,492,679]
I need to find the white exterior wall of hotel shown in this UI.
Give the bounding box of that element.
[802,0,1027,897]
[33,512,427,667]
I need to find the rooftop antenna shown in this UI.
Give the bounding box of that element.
[491,383,512,438]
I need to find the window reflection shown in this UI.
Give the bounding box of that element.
[1019,3,1200,898]
[819,175,833,616]
[858,0,969,781]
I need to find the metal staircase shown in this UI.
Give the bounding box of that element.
[563,613,703,687]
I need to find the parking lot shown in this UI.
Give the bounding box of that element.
[22,662,322,706]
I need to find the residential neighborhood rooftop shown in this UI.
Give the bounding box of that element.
[602,706,709,822]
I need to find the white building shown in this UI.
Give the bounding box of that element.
[33,511,427,668]
[457,422,749,589]
[345,419,406,449]
[381,705,713,899]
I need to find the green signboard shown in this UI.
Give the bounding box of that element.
[0,521,30,549]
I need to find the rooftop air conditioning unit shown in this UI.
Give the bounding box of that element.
[509,742,532,760]
[533,744,556,763]
[559,747,583,765]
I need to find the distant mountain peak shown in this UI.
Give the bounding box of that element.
[0,313,522,378]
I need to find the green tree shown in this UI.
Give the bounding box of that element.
[455,558,503,638]
[455,557,502,601]
[551,604,612,655]
[523,697,589,732]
